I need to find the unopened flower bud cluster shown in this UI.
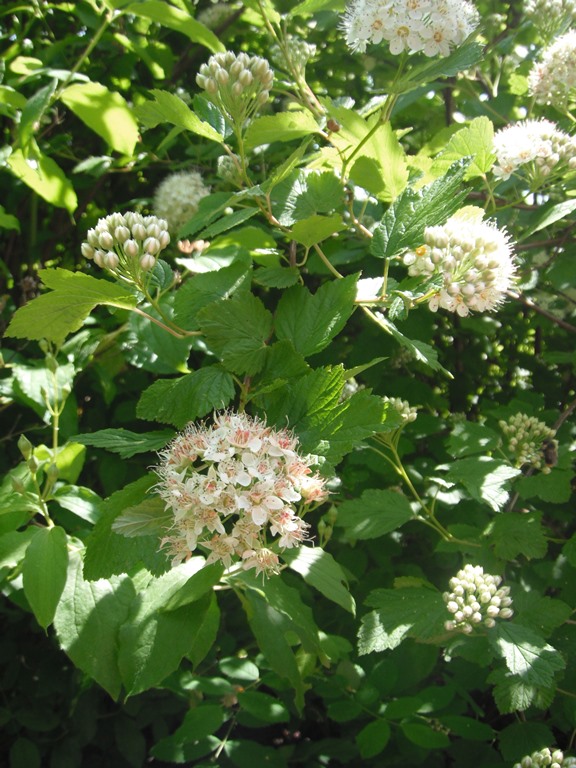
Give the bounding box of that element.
[403,211,516,317]
[514,747,576,768]
[196,51,274,126]
[341,0,479,57]
[155,411,328,576]
[492,119,576,182]
[444,564,513,633]
[382,396,418,424]
[82,212,170,276]
[499,413,556,472]
[217,153,243,185]
[153,171,211,236]
[270,35,317,74]
[529,30,576,108]
[524,0,576,40]
[197,2,238,29]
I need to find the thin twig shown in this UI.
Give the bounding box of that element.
[507,290,576,334]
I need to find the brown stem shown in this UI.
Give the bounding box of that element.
[507,291,576,334]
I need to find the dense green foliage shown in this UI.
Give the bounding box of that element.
[1,0,576,766]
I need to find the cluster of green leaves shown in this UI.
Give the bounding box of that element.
[1,0,576,766]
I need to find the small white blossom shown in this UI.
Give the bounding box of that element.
[155,411,328,575]
[529,30,576,108]
[341,0,479,57]
[443,564,513,633]
[492,119,576,182]
[404,208,516,317]
[153,170,211,236]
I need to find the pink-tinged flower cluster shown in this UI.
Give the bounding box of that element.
[155,412,328,576]
[341,0,479,57]
[528,29,576,108]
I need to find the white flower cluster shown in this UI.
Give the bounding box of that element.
[155,411,328,576]
[524,0,576,39]
[270,35,317,74]
[444,564,513,633]
[81,212,170,276]
[492,119,576,181]
[382,396,418,423]
[196,51,274,125]
[153,171,211,236]
[514,748,576,768]
[403,210,516,317]
[499,413,556,472]
[529,30,576,108]
[341,0,479,56]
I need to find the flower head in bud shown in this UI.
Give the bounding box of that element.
[499,413,556,473]
[443,564,513,633]
[196,3,238,29]
[404,208,516,317]
[150,411,328,575]
[524,0,576,41]
[270,35,317,75]
[492,119,576,184]
[529,29,576,108]
[81,212,170,284]
[513,748,576,768]
[197,51,274,127]
[382,396,418,425]
[341,0,479,57]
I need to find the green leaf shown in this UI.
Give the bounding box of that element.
[444,456,521,511]
[446,421,501,458]
[283,547,356,615]
[358,587,446,654]
[370,159,470,258]
[519,198,576,240]
[253,266,300,288]
[5,268,136,346]
[13,360,76,422]
[117,566,216,696]
[272,169,344,226]
[291,213,344,248]
[243,590,306,710]
[137,367,235,428]
[198,293,273,375]
[336,489,414,540]
[124,1,224,52]
[356,719,391,759]
[162,560,224,611]
[54,548,135,699]
[517,470,573,503]
[514,593,572,637]
[53,485,102,525]
[151,705,223,762]
[20,81,56,148]
[396,42,484,91]
[237,691,290,724]
[200,207,259,239]
[111,497,172,538]
[60,82,139,156]
[188,592,220,668]
[135,89,224,143]
[7,147,78,213]
[489,623,565,687]
[83,476,170,580]
[274,275,358,357]
[491,511,548,561]
[325,103,408,201]
[0,529,38,570]
[431,117,495,180]
[401,723,450,749]
[244,111,321,149]
[441,716,494,741]
[172,261,252,331]
[22,526,69,629]
[0,204,20,231]
[290,0,345,15]
[70,428,174,458]
[489,669,555,714]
